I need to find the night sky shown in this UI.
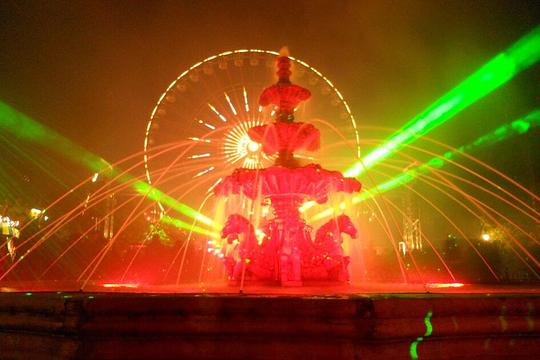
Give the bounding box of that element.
[1,0,539,206]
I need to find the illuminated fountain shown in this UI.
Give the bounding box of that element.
[0,37,538,291]
[1,29,540,358]
[214,49,361,285]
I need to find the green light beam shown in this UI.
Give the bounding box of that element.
[313,109,540,220]
[161,215,220,238]
[133,182,216,228]
[345,25,540,178]
[360,109,540,199]
[0,101,216,230]
[0,102,111,173]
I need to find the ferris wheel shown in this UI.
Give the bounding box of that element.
[143,49,361,213]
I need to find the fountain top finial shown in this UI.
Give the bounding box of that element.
[276,47,292,84]
[249,48,320,165]
[258,48,311,122]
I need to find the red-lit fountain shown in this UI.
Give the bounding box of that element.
[215,49,361,286]
[1,46,539,359]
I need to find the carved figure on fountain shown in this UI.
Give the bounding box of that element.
[313,214,357,281]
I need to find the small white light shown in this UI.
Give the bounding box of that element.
[247,141,259,152]
[481,233,491,241]
[30,208,42,218]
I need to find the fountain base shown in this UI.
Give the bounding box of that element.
[1,285,539,359]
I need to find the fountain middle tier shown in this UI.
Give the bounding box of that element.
[215,163,361,203]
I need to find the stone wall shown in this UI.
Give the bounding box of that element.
[1,292,539,359]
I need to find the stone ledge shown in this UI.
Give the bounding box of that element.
[0,292,538,359]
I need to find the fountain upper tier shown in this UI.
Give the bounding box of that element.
[215,48,361,200]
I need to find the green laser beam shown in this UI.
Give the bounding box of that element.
[133,182,216,228]
[345,25,540,178]
[161,215,220,238]
[0,102,111,172]
[313,109,540,220]
[358,109,540,200]
[0,101,216,230]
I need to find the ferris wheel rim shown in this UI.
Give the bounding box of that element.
[143,48,361,189]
